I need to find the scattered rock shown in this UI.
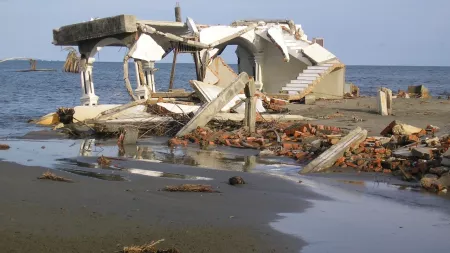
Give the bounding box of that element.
[229,176,246,185]
[430,167,450,177]
[421,174,446,193]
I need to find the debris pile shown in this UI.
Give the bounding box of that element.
[331,121,450,193]
[172,118,450,193]
[97,155,111,167]
[397,85,430,99]
[171,122,345,163]
[344,83,360,98]
[38,171,73,182]
[0,144,10,150]
[122,239,180,253]
[163,184,219,193]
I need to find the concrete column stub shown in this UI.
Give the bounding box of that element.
[253,52,264,91]
[79,56,99,106]
[142,61,158,92]
[134,60,151,100]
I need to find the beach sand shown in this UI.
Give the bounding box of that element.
[287,97,450,134]
[0,159,326,253]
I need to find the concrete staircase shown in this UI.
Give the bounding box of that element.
[282,33,312,64]
[281,63,336,94]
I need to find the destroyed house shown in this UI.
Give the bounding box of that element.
[52,13,345,106]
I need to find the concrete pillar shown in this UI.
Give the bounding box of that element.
[79,139,95,156]
[253,53,264,91]
[143,61,157,92]
[80,59,99,106]
[244,79,256,133]
[134,60,150,100]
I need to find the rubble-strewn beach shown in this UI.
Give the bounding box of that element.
[2,3,450,252]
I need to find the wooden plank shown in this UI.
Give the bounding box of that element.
[300,127,368,174]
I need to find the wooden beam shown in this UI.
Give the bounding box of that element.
[168,46,178,91]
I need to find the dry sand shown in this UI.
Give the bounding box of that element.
[0,159,326,253]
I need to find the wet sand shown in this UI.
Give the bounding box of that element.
[0,159,326,253]
[288,97,450,134]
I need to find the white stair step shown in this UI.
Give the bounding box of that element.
[299,73,319,77]
[285,83,309,88]
[307,66,330,70]
[319,63,333,67]
[289,46,305,50]
[287,90,299,95]
[303,69,326,74]
[297,76,318,81]
[282,87,306,92]
[291,79,310,84]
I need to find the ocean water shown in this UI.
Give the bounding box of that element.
[0,60,449,138]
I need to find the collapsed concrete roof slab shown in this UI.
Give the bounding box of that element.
[53,15,137,46]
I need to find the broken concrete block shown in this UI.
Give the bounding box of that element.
[441,149,450,167]
[304,94,316,105]
[421,174,446,192]
[392,124,422,136]
[381,87,393,115]
[408,85,430,98]
[429,167,450,176]
[122,126,139,144]
[411,147,434,160]
[300,127,368,174]
[438,173,450,189]
[377,90,388,116]
[380,120,423,136]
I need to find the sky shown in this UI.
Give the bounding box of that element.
[0,0,449,66]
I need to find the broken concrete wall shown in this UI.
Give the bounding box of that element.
[208,56,238,88]
[310,67,345,99]
[236,46,254,78]
[262,41,308,94]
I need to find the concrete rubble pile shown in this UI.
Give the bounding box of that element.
[171,119,450,193]
[170,122,343,158]
[396,85,430,99]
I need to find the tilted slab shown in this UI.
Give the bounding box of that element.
[301,127,368,174]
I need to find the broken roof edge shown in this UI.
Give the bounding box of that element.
[52,14,138,46]
[137,20,186,28]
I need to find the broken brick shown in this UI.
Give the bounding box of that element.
[334,157,346,166]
